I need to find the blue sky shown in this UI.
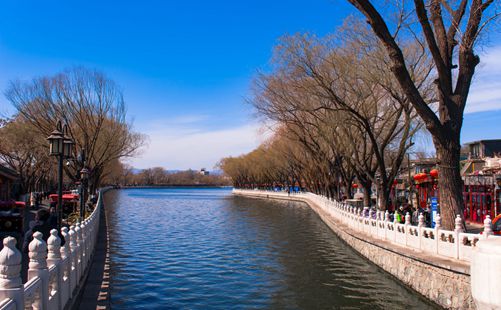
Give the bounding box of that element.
[0,1,500,169]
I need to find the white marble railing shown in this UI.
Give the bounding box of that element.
[234,189,498,263]
[0,188,106,310]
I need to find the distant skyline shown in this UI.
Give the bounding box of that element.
[1,1,500,170]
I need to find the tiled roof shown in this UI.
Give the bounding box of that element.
[0,164,18,180]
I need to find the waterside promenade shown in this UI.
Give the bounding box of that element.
[234,189,501,310]
[0,188,110,310]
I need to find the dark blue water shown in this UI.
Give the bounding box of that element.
[104,188,435,309]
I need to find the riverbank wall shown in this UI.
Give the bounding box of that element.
[233,189,477,309]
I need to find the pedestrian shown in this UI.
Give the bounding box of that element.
[395,206,404,224]
[23,209,65,253]
[412,207,419,225]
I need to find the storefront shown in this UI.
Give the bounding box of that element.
[413,169,439,210]
[463,174,501,223]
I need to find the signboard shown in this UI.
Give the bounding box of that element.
[430,197,438,228]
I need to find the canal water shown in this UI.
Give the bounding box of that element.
[104,188,436,309]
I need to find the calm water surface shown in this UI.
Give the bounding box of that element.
[104,188,436,309]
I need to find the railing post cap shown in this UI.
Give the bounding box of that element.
[33,231,42,239]
[48,229,61,244]
[28,232,47,270]
[484,215,493,235]
[0,237,21,265]
[455,214,464,232]
[0,237,22,289]
[435,213,442,228]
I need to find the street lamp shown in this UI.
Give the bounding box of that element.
[47,120,74,230]
[79,149,89,221]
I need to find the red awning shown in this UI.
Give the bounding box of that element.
[49,193,79,202]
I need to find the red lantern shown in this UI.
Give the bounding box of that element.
[415,173,428,181]
[393,179,398,185]
[430,169,438,178]
[352,183,358,188]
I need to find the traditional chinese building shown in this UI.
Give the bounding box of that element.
[462,157,501,223]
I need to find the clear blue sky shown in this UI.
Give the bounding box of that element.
[1,1,500,169]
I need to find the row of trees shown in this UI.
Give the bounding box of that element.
[222,19,430,209]
[104,165,231,186]
[0,67,145,195]
[221,0,497,230]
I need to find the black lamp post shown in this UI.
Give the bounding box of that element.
[47,121,74,230]
[79,149,89,221]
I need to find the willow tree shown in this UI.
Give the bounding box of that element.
[6,67,146,191]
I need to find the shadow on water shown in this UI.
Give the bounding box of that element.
[104,188,439,309]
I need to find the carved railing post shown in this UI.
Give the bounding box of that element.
[85,219,91,262]
[454,214,464,234]
[60,227,71,306]
[453,214,464,259]
[47,229,62,309]
[60,227,70,260]
[404,212,411,246]
[47,229,61,266]
[434,213,442,254]
[418,213,425,250]
[483,215,493,238]
[79,221,87,271]
[0,237,24,309]
[28,232,49,310]
[392,211,398,241]
[435,213,442,230]
[418,213,425,228]
[69,225,78,292]
[74,223,82,281]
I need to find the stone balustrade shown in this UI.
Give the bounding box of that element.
[234,189,498,262]
[0,189,105,310]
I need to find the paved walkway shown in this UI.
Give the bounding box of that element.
[72,203,111,310]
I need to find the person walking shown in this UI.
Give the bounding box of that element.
[23,209,65,252]
[395,206,405,224]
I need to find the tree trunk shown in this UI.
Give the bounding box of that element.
[436,141,465,230]
[363,184,371,208]
[377,184,390,211]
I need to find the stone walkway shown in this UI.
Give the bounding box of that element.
[72,203,111,310]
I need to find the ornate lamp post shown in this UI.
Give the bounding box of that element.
[47,121,74,230]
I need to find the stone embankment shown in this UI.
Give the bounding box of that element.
[234,189,501,310]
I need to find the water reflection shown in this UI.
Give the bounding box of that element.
[105,188,437,309]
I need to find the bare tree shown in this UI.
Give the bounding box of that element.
[5,67,146,191]
[0,117,54,194]
[345,0,498,229]
[252,28,429,208]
